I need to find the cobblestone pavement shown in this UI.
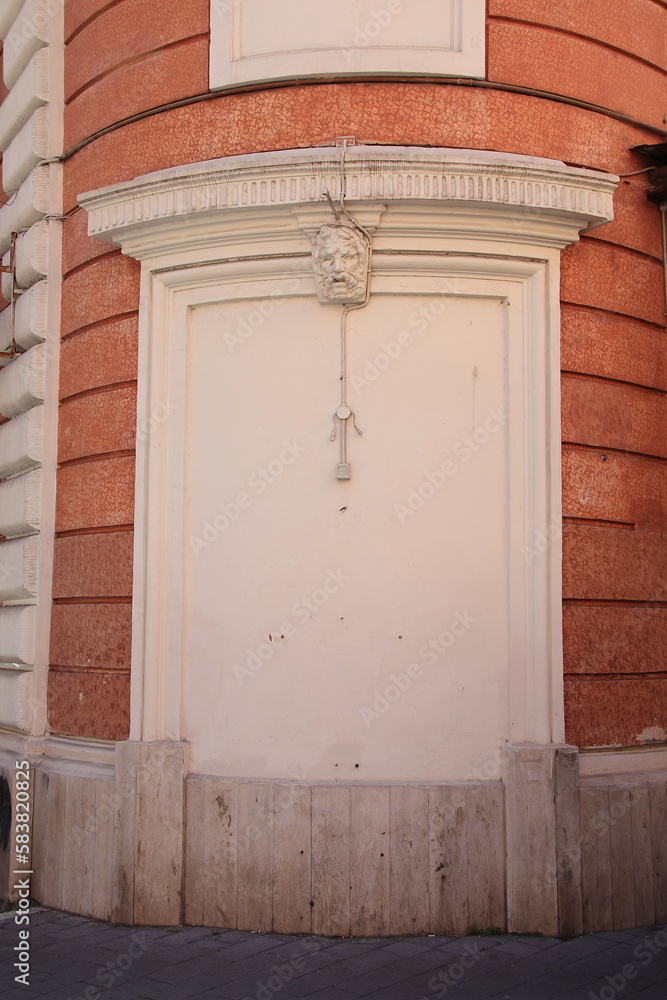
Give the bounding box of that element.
[1,909,666,1000]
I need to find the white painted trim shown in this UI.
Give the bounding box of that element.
[209,0,486,89]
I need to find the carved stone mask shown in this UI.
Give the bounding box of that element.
[312,224,370,304]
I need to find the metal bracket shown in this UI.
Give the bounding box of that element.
[0,233,22,361]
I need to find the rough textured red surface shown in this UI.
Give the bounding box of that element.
[64,0,117,42]
[62,208,119,276]
[488,0,667,68]
[58,386,137,463]
[561,307,667,392]
[561,240,666,327]
[56,456,135,533]
[488,20,666,127]
[52,532,134,599]
[61,256,140,336]
[51,3,667,747]
[563,606,667,675]
[62,85,654,213]
[589,181,662,261]
[564,678,667,749]
[50,603,132,670]
[59,318,138,399]
[562,377,667,459]
[48,669,130,741]
[64,0,209,101]
[65,37,210,150]
[563,525,667,602]
[562,449,666,529]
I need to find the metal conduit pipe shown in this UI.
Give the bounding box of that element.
[54,77,667,165]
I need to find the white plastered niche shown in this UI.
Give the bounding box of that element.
[79,147,617,782]
[209,0,486,88]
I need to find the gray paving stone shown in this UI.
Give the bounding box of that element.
[339,964,413,995]
[286,990,358,1000]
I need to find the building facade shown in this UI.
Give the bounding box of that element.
[0,0,666,935]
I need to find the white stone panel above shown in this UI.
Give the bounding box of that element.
[210,0,485,89]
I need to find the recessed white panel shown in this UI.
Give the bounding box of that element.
[183,287,508,781]
[210,0,485,89]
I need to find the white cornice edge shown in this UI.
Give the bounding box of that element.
[79,146,617,257]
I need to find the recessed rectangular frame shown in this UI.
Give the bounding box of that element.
[209,0,486,89]
[130,248,564,774]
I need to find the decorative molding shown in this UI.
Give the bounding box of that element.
[0,47,49,151]
[0,163,50,253]
[0,279,48,359]
[0,468,42,538]
[80,146,617,258]
[0,342,45,417]
[0,605,36,666]
[0,534,39,601]
[0,404,43,478]
[311,223,371,304]
[3,105,50,195]
[0,669,33,729]
[3,0,50,89]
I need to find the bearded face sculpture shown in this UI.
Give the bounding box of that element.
[312,224,370,304]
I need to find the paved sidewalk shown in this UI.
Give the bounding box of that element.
[1,909,666,1000]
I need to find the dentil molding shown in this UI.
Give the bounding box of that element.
[79,146,617,258]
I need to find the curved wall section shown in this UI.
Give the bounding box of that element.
[10,0,664,934]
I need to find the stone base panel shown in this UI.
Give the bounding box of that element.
[1,742,665,936]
